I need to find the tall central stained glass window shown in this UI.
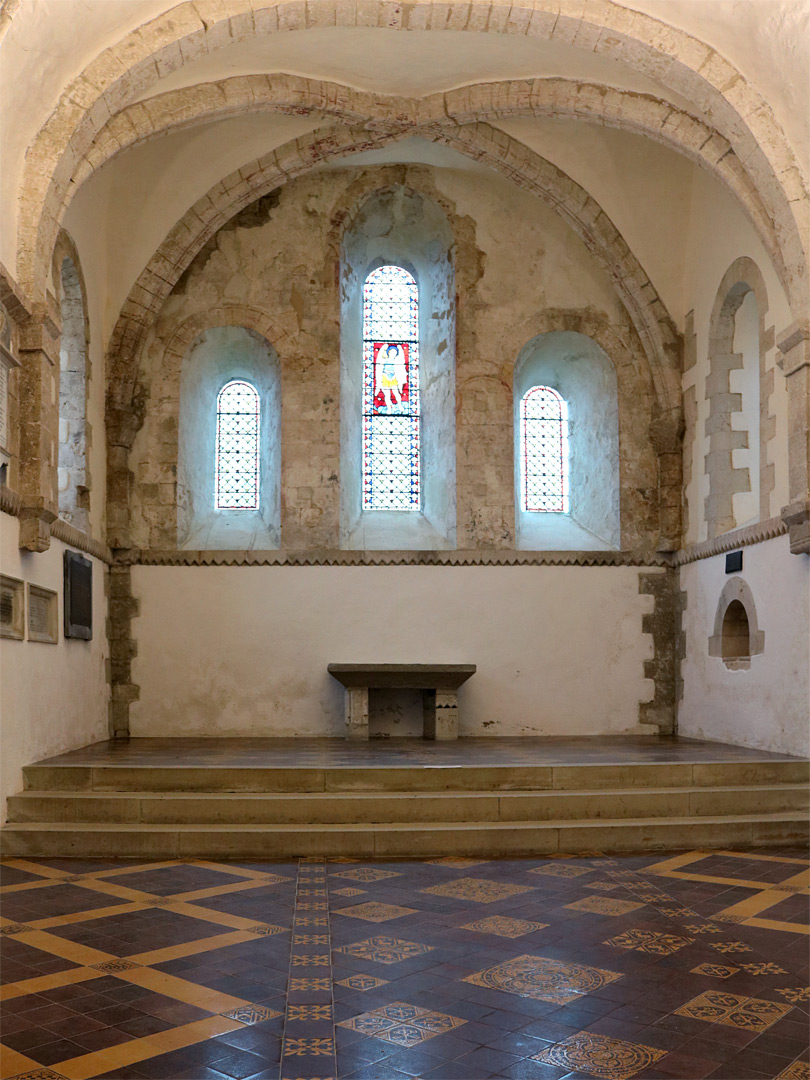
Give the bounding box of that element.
[521,385,569,513]
[215,379,260,509]
[363,265,420,510]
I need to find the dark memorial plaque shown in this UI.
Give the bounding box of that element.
[64,550,92,639]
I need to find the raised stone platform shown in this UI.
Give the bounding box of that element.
[1,737,807,859]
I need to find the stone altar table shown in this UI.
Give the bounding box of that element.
[327,663,476,741]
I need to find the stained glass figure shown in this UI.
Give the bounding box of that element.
[521,385,568,512]
[215,380,260,509]
[363,265,420,510]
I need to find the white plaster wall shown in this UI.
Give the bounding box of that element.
[0,517,109,815]
[130,564,654,738]
[680,535,810,757]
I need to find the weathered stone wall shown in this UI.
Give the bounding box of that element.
[128,163,665,555]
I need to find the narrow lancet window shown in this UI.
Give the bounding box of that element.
[521,385,568,512]
[215,380,260,509]
[363,265,420,510]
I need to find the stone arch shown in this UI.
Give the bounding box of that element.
[709,575,765,670]
[120,305,288,550]
[15,0,808,320]
[52,230,91,533]
[64,76,780,296]
[106,122,680,440]
[704,257,775,540]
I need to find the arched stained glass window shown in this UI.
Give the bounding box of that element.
[363,265,420,510]
[521,385,569,513]
[215,380,260,509]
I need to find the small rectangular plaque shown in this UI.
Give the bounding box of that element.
[0,575,24,639]
[725,550,743,573]
[27,584,58,644]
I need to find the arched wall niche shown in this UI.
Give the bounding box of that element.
[177,326,281,550]
[339,183,456,550]
[708,575,765,671]
[52,231,90,534]
[128,305,287,550]
[704,257,774,541]
[514,331,620,550]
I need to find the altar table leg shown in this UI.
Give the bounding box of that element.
[423,689,459,740]
[345,686,369,740]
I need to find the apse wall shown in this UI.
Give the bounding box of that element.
[129,564,656,738]
[679,536,809,758]
[0,520,109,812]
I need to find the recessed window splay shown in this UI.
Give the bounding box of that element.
[215,380,260,509]
[520,385,568,513]
[362,265,420,511]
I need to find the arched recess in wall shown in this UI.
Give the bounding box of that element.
[704,258,773,540]
[53,233,90,533]
[709,576,765,670]
[514,331,620,551]
[177,326,281,550]
[339,185,456,550]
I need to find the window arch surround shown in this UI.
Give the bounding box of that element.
[513,331,620,551]
[339,184,456,550]
[704,257,774,539]
[709,576,765,670]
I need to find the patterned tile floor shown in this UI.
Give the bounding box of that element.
[29,737,803,769]
[0,847,807,1080]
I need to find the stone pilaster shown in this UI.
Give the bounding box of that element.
[776,319,810,554]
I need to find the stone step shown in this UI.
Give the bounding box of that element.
[7,784,809,825]
[1,812,807,859]
[21,758,810,793]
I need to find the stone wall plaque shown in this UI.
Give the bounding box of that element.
[27,584,58,644]
[0,575,24,640]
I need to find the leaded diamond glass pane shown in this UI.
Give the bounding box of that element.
[521,385,568,513]
[215,380,260,509]
[363,266,420,511]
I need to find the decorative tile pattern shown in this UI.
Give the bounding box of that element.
[247,922,288,935]
[711,940,753,953]
[691,963,739,978]
[335,936,434,964]
[464,954,623,1005]
[338,1001,466,1046]
[775,986,810,1002]
[334,901,416,922]
[284,1037,334,1056]
[0,923,32,934]
[585,882,620,891]
[331,887,366,897]
[605,929,694,954]
[288,1004,333,1020]
[331,868,400,882]
[222,1003,283,1023]
[660,907,697,918]
[684,923,723,933]
[421,877,532,903]
[740,961,789,974]
[534,1031,667,1080]
[529,864,591,878]
[90,958,141,973]
[336,974,389,991]
[289,977,331,991]
[675,990,793,1030]
[461,915,548,938]
[565,896,645,916]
